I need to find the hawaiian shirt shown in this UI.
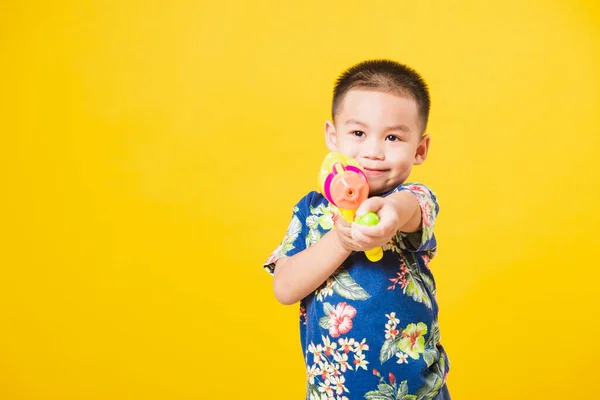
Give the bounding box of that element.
[264,183,450,400]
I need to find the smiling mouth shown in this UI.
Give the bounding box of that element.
[363,168,387,175]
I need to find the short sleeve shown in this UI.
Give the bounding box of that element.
[394,183,439,252]
[263,196,309,275]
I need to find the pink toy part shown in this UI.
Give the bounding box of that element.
[323,163,369,207]
[317,152,384,262]
[329,171,369,210]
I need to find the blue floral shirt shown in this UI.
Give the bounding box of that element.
[264,183,450,400]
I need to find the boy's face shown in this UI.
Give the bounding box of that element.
[325,89,430,195]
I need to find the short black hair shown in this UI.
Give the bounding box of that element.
[332,59,431,132]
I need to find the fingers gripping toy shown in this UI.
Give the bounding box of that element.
[318,152,384,262]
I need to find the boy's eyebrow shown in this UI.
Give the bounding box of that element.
[386,124,412,133]
[345,119,368,127]
[345,118,411,133]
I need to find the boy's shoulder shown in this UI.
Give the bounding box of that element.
[292,190,328,214]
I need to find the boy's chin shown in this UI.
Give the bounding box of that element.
[368,184,393,196]
[368,179,405,196]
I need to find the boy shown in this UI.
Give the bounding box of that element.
[264,60,450,400]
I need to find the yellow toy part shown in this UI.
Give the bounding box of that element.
[317,152,383,262]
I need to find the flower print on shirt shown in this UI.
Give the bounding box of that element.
[306,334,370,400]
[305,203,340,247]
[386,248,433,309]
[265,212,301,266]
[315,269,370,302]
[370,315,448,400]
[379,314,442,368]
[319,302,357,338]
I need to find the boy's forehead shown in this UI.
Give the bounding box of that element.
[342,87,415,103]
[335,88,420,124]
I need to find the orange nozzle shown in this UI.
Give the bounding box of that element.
[329,170,369,210]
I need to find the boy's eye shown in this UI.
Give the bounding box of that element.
[352,131,365,137]
[386,135,401,142]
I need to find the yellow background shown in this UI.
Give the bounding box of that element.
[1,1,599,399]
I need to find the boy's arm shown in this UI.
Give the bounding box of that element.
[386,190,422,233]
[272,188,430,305]
[273,229,351,305]
[349,191,422,250]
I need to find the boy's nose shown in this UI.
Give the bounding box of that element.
[362,139,384,160]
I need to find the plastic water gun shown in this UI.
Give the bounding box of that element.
[317,152,384,262]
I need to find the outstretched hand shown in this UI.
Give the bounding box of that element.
[332,197,400,253]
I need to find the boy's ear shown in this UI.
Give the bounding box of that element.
[414,134,430,165]
[324,120,337,152]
